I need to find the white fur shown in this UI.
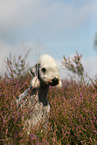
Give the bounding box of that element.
[17,54,62,133]
[30,54,62,88]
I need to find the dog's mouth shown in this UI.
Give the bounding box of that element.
[49,82,58,86]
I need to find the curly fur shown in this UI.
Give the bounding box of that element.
[17,54,62,133]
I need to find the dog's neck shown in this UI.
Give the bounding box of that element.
[38,84,49,106]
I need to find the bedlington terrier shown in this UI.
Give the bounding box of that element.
[17,54,62,132]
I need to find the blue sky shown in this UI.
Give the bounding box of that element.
[0,0,97,79]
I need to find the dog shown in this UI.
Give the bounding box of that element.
[17,54,62,132]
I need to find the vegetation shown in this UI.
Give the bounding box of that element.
[0,52,97,145]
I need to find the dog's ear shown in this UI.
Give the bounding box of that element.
[29,64,40,88]
[31,76,40,88]
[29,64,38,77]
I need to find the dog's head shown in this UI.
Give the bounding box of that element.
[29,54,62,88]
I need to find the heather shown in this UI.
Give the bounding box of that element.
[0,53,97,145]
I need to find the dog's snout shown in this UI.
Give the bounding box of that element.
[52,77,59,85]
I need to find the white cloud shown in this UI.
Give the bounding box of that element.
[0,0,97,78]
[0,0,97,37]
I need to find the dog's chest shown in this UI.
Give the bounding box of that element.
[24,94,50,126]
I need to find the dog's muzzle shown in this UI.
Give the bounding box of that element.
[49,77,59,86]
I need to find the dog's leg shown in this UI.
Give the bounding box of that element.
[16,84,37,108]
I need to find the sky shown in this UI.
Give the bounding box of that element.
[0,0,97,79]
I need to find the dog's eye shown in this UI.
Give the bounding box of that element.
[41,68,46,73]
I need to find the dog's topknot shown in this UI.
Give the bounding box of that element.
[37,54,57,66]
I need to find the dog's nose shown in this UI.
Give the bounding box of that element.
[52,77,59,85]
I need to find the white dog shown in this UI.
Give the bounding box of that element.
[17,54,62,132]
